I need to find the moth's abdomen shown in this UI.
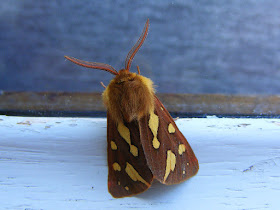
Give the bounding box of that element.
[103,72,155,123]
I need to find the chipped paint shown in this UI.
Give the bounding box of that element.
[17,121,31,125]
[237,123,251,127]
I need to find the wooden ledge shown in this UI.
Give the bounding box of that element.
[1,91,280,116]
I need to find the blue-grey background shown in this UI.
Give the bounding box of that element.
[1,0,280,94]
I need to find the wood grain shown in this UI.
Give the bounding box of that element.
[1,92,280,116]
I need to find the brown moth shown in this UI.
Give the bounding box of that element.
[65,19,199,198]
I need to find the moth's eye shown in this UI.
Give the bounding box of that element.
[116,80,125,84]
[128,78,135,81]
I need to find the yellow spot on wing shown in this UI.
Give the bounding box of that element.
[117,123,130,145]
[130,145,138,156]
[168,123,176,133]
[163,150,176,182]
[113,162,121,171]
[125,162,150,186]
[153,139,160,149]
[125,186,129,191]
[178,144,186,155]
[111,141,117,150]
[117,122,138,156]
[149,112,160,149]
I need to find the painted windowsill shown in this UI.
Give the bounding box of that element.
[0,115,279,209]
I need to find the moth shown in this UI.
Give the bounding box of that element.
[65,19,199,198]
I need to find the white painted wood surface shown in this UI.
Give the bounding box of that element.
[0,115,279,210]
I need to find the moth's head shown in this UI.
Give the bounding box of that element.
[114,69,137,84]
[106,68,154,93]
[105,67,153,92]
[103,68,154,122]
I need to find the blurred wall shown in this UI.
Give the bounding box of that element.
[1,0,280,94]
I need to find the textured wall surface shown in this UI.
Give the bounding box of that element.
[1,1,280,94]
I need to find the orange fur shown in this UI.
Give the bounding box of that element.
[103,69,154,123]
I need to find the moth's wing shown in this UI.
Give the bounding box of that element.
[107,112,154,198]
[139,96,199,185]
